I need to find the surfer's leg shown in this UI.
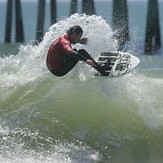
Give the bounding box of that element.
[50,57,78,77]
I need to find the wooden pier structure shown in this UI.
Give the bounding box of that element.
[3,0,162,54]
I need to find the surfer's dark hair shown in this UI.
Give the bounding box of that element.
[66,25,83,35]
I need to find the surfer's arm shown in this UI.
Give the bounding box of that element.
[86,60,97,68]
[68,50,87,61]
[78,38,88,44]
[67,50,96,67]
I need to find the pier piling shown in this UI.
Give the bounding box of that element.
[36,0,45,43]
[145,0,161,54]
[82,0,95,15]
[70,0,78,15]
[112,0,129,50]
[50,0,57,25]
[15,0,24,43]
[5,0,13,43]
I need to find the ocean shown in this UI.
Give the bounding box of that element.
[0,1,163,163]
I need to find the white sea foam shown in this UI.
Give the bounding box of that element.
[0,14,116,91]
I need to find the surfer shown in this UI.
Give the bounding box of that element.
[46,25,109,77]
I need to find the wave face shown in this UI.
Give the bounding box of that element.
[1,14,163,163]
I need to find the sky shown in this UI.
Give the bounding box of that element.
[0,0,162,2]
[0,0,163,2]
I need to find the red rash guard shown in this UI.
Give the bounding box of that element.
[46,35,73,70]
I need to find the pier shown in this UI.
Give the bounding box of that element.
[2,0,162,54]
[112,0,129,50]
[145,0,161,54]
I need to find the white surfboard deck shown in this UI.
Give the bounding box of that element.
[96,51,140,77]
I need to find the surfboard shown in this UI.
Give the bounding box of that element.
[96,51,140,77]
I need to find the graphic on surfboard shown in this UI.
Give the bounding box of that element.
[96,51,140,77]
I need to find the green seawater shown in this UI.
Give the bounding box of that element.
[0,14,163,163]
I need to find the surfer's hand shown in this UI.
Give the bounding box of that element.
[86,60,97,68]
[79,38,88,44]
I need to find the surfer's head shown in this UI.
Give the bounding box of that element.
[66,25,83,44]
